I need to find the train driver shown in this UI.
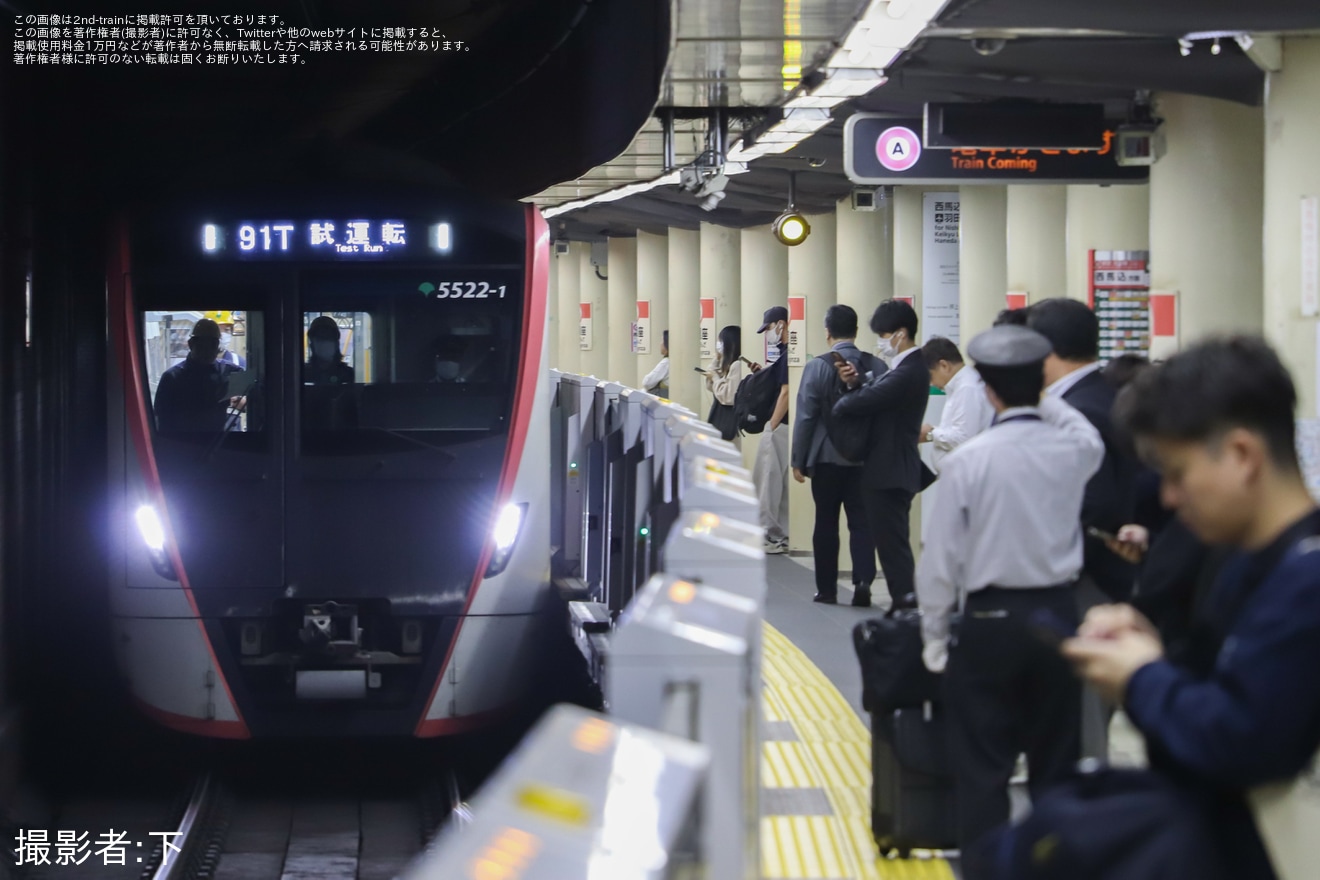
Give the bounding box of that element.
[304,316,355,386]
[153,318,245,434]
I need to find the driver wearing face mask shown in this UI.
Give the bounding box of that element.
[304,316,356,386]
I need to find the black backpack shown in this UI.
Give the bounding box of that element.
[817,350,881,463]
[732,362,782,435]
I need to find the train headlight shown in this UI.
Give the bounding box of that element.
[135,505,166,551]
[134,504,177,580]
[486,502,527,578]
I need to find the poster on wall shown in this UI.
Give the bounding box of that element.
[787,296,806,366]
[922,192,960,343]
[635,300,651,354]
[699,298,716,360]
[579,302,593,351]
[1088,250,1150,362]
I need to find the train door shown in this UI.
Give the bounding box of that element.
[134,282,286,610]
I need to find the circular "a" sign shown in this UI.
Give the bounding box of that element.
[876,126,921,172]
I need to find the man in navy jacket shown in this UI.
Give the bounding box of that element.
[1064,336,1320,879]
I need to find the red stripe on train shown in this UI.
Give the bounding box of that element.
[111,217,251,739]
[415,206,549,736]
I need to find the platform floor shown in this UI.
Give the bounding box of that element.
[759,556,957,880]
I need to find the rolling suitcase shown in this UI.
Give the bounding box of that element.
[870,702,959,855]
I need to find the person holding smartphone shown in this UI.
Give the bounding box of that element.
[790,304,881,604]
[705,325,752,450]
[915,324,1105,853]
[1062,336,1320,880]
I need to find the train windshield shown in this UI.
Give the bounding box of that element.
[299,268,521,455]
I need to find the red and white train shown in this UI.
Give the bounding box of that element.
[105,184,554,737]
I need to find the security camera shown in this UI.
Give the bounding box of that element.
[1115,123,1167,167]
[678,166,704,193]
[696,170,728,212]
[970,37,1007,56]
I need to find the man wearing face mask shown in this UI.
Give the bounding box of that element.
[755,306,792,554]
[832,299,930,610]
[304,315,355,386]
[217,323,246,369]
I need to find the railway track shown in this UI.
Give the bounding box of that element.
[150,769,464,880]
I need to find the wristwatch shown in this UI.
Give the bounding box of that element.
[924,428,935,442]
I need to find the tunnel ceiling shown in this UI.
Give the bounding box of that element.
[12,0,671,204]
[543,0,1320,242]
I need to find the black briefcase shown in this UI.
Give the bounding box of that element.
[853,612,942,713]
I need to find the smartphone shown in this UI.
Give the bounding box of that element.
[693,366,708,373]
[1028,608,1078,649]
[1086,526,1117,543]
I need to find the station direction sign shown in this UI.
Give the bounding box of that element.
[844,114,1150,186]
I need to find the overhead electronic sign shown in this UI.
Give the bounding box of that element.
[199,219,455,259]
[844,114,1150,186]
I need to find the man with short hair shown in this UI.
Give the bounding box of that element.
[1028,298,1141,759]
[1028,298,1138,600]
[791,304,882,604]
[755,306,792,554]
[919,336,994,472]
[993,307,1030,327]
[917,324,1105,852]
[154,318,244,433]
[832,299,929,609]
[1064,336,1320,880]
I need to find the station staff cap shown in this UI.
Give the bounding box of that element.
[757,305,789,333]
[967,325,1052,368]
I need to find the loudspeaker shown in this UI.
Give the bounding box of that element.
[554,241,571,256]
[852,188,878,212]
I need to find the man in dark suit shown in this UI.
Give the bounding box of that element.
[1027,297,1140,759]
[831,299,930,609]
[1027,298,1138,602]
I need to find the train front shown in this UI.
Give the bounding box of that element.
[107,195,552,737]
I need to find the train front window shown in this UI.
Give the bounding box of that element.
[300,269,521,453]
[141,310,265,440]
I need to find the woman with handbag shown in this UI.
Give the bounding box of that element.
[704,324,754,449]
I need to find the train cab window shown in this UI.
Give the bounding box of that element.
[300,273,520,454]
[141,310,265,440]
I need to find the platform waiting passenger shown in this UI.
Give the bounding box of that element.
[642,329,670,397]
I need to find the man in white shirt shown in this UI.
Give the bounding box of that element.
[918,336,994,472]
[641,330,670,398]
[915,324,1105,852]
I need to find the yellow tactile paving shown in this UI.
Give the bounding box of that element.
[761,622,957,880]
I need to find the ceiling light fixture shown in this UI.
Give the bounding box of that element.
[773,172,811,247]
[1211,37,1221,55]
[1178,38,1192,57]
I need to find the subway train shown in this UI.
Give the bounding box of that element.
[104,185,553,738]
